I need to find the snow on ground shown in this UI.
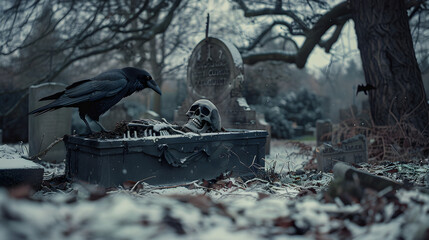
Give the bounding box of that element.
[0,141,428,239]
[265,139,314,173]
[0,145,41,169]
[1,186,428,240]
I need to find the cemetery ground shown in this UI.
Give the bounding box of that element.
[0,138,428,240]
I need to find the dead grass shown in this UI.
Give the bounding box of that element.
[332,116,428,162]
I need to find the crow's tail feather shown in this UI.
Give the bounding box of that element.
[39,91,65,101]
[28,103,62,115]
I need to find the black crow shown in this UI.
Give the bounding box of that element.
[29,67,162,134]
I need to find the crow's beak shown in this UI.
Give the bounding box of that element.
[148,79,162,95]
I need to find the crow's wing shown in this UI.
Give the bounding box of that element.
[39,79,92,101]
[57,78,128,106]
[66,79,124,98]
[39,70,126,101]
[29,78,128,115]
[29,70,130,115]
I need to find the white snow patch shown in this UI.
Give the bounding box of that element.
[149,186,205,196]
[0,145,42,169]
[265,141,313,172]
[294,199,330,226]
[237,97,250,109]
[153,123,171,132]
[239,198,290,225]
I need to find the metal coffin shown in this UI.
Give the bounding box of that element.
[65,130,267,187]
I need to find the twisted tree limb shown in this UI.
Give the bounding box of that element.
[235,1,351,68]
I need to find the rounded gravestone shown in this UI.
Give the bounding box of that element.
[187,37,243,103]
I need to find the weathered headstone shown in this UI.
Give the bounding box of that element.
[316,119,332,146]
[29,83,72,163]
[316,134,368,172]
[174,37,270,152]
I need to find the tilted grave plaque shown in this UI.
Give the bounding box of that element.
[175,37,270,151]
[317,134,368,172]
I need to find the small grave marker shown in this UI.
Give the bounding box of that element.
[317,134,368,172]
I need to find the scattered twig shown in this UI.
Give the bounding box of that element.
[130,176,157,192]
[23,137,64,161]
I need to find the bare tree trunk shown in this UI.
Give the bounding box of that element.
[351,0,429,136]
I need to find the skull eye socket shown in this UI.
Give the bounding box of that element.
[189,105,198,112]
[201,106,210,116]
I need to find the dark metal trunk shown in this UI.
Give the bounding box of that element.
[351,0,429,136]
[64,130,267,187]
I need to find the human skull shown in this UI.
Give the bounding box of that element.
[184,99,221,133]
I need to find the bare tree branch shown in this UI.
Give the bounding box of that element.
[236,0,428,68]
[243,51,297,65]
[238,20,305,53]
[319,19,347,53]
[233,0,310,31]
[238,1,351,68]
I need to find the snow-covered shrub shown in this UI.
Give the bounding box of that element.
[252,89,322,139]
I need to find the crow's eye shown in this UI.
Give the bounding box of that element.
[146,75,152,80]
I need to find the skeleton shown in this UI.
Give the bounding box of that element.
[184,99,221,133]
[127,119,184,137]
[123,99,222,137]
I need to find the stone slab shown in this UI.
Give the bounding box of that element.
[0,145,44,189]
[333,162,403,191]
[0,167,44,190]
